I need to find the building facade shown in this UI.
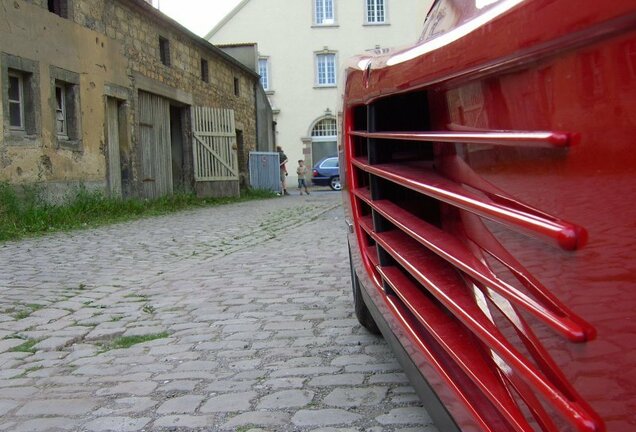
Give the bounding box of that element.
[1,0,271,200]
[206,0,433,183]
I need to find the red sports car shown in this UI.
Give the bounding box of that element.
[341,1,636,431]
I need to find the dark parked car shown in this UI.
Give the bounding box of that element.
[341,0,636,431]
[311,156,341,191]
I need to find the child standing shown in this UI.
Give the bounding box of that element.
[296,160,310,195]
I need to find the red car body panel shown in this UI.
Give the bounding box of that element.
[341,1,636,431]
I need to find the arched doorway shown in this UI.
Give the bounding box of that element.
[310,117,337,166]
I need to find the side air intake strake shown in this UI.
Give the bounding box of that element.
[346,93,602,432]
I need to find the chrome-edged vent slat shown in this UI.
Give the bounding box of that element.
[378,266,535,432]
[349,130,574,148]
[351,156,586,251]
[382,292,518,432]
[369,228,599,432]
[352,187,593,342]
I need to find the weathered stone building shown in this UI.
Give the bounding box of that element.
[0,0,272,199]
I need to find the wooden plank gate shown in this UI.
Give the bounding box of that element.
[139,91,173,198]
[192,107,238,182]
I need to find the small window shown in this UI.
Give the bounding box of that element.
[159,36,170,66]
[365,0,386,24]
[54,83,68,138]
[201,58,209,83]
[311,117,338,137]
[258,58,270,91]
[48,0,69,18]
[315,53,336,86]
[8,73,25,131]
[50,67,81,147]
[234,77,240,96]
[3,55,40,139]
[314,0,335,25]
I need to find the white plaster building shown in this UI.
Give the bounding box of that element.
[206,0,432,183]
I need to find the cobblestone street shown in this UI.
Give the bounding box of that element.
[0,192,438,432]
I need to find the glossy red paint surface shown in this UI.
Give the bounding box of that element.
[341,1,636,431]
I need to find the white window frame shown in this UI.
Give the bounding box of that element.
[315,52,337,87]
[258,57,270,91]
[55,83,68,139]
[8,72,25,131]
[365,0,387,24]
[314,0,335,25]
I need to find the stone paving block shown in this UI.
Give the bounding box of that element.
[308,374,365,387]
[33,336,79,352]
[92,373,152,383]
[369,372,410,384]
[261,377,305,389]
[270,366,340,378]
[82,416,151,432]
[30,308,70,321]
[96,381,157,396]
[205,380,257,393]
[154,415,216,428]
[155,371,219,381]
[222,411,291,429]
[345,362,402,373]
[93,397,157,415]
[85,327,126,341]
[1,387,39,399]
[323,387,388,407]
[11,417,80,431]
[330,354,377,367]
[199,391,257,413]
[257,389,315,409]
[0,378,35,391]
[228,358,261,370]
[157,380,198,392]
[16,399,96,416]
[391,393,421,404]
[0,400,19,416]
[194,340,248,351]
[156,394,205,414]
[376,407,433,425]
[175,360,218,371]
[0,369,26,380]
[264,321,313,331]
[291,409,363,427]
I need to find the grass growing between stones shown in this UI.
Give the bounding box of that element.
[9,339,38,353]
[13,304,44,320]
[13,365,43,379]
[0,182,277,242]
[99,332,169,352]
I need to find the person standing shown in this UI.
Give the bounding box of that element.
[296,159,310,195]
[277,146,290,195]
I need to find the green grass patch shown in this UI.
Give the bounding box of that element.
[12,365,43,379]
[0,182,276,242]
[13,304,44,320]
[10,339,38,353]
[124,293,148,302]
[100,332,169,352]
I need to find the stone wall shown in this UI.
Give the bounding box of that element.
[1,0,261,198]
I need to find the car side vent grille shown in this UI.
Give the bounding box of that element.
[346,93,603,432]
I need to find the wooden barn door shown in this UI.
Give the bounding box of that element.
[138,91,173,198]
[192,107,238,182]
[105,97,122,197]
